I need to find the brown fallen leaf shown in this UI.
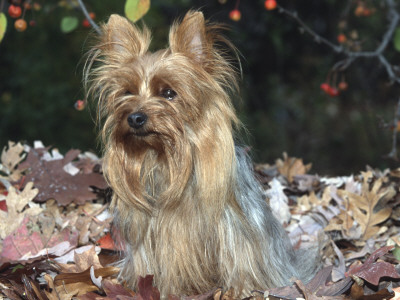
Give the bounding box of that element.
[0,182,41,239]
[276,152,312,183]
[350,282,394,300]
[77,279,136,300]
[1,215,79,262]
[102,279,136,298]
[336,171,395,240]
[0,141,26,181]
[268,266,353,299]
[346,246,400,286]
[54,266,120,286]
[294,279,348,300]
[58,246,103,273]
[18,146,107,206]
[324,209,359,240]
[134,275,161,300]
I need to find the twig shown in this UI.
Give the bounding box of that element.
[277,5,344,53]
[76,0,101,35]
[387,98,400,160]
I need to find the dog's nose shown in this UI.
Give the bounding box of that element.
[127,112,148,129]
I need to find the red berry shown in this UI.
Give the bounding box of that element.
[320,83,331,93]
[229,9,241,21]
[74,100,85,111]
[265,0,277,10]
[354,5,364,17]
[29,20,36,27]
[338,81,348,91]
[337,33,346,44]
[82,19,90,28]
[14,19,27,32]
[362,8,373,16]
[82,12,96,28]
[8,5,22,18]
[320,83,340,97]
[328,87,339,97]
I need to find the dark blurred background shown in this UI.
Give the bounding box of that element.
[1,0,399,175]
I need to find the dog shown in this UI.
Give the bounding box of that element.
[84,10,318,297]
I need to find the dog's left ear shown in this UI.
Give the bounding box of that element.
[169,11,208,62]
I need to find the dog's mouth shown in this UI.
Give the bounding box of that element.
[130,129,157,137]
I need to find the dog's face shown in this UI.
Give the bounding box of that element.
[87,11,240,158]
[90,12,233,155]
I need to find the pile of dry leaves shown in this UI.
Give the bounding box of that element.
[0,142,399,299]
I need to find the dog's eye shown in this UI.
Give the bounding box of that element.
[160,88,177,101]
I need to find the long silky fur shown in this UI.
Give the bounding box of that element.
[84,11,318,297]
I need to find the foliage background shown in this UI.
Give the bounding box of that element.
[0,0,399,175]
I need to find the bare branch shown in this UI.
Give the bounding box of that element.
[277,0,400,85]
[277,5,344,54]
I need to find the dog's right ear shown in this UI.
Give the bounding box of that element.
[101,14,151,58]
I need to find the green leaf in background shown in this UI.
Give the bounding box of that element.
[394,27,400,52]
[61,16,79,33]
[0,13,7,43]
[125,0,150,23]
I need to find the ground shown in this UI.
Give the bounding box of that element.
[0,141,399,299]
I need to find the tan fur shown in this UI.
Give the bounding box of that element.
[85,11,318,297]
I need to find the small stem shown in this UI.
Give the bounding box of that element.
[77,0,101,35]
[387,98,400,160]
[235,0,240,10]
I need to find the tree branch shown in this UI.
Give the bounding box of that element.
[277,0,400,85]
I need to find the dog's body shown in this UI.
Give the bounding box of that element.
[85,11,318,296]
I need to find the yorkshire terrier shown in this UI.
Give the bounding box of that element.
[85,11,318,297]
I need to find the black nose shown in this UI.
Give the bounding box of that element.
[127,112,148,129]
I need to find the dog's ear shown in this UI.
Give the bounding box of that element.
[169,11,208,62]
[101,14,151,57]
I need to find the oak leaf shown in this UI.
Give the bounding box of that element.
[0,141,26,181]
[346,246,400,285]
[0,182,41,239]
[19,146,107,205]
[336,171,395,240]
[0,215,78,262]
[276,152,312,183]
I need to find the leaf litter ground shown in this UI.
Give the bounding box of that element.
[0,141,400,299]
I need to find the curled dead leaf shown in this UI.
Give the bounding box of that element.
[276,152,312,183]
